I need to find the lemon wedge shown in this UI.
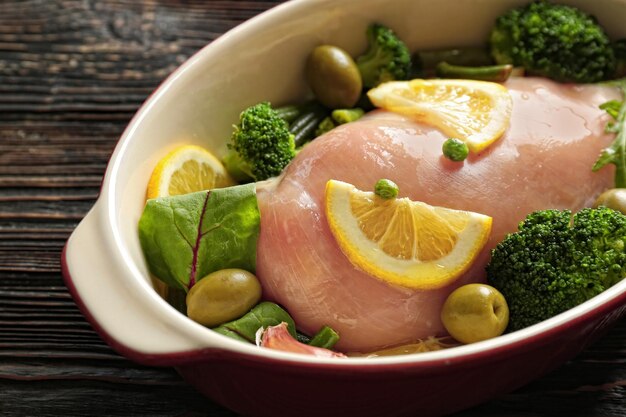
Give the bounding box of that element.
[146,144,234,199]
[325,180,492,290]
[367,79,512,153]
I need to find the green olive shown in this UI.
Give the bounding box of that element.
[441,284,509,344]
[593,188,626,214]
[186,269,262,327]
[306,45,362,109]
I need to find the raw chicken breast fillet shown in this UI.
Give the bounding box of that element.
[255,77,620,352]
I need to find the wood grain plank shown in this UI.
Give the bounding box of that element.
[0,379,239,417]
[0,359,183,383]
[0,2,289,416]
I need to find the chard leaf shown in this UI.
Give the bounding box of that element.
[594,81,626,188]
[138,184,259,291]
[213,302,296,343]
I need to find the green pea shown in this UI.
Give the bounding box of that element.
[306,45,362,109]
[374,179,399,199]
[442,138,469,162]
[186,269,262,327]
[441,284,509,344]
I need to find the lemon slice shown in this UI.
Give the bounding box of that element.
[367,79,512,153]
[146,145,235,199]
[325,180,492,290]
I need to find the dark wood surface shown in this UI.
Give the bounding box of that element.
[0,1,625,416]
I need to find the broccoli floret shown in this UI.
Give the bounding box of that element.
[222,150,253,183]
[489,1,615,83]
[331,108,365,125]
[356,23,411,88]
[486,207,626,331]
[225,102,296,182]
[614,39,626,78]
[315,116,336,137]
[312,109,365,138]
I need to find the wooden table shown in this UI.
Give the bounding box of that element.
[1,1,625,416]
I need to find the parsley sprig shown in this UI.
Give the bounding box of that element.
[593,80,626,188]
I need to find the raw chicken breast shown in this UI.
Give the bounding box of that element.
[255,77,620,352]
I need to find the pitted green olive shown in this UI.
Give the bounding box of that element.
[441,283,509,344]
[306,45,362,109]
[593,188,626,214]
[186,269,262,327]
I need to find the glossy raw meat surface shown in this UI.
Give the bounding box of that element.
[255,77,620,352]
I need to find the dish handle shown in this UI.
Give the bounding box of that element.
[62,203,222,366]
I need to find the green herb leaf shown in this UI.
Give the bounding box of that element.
[212,302,296,343]
[593,81,626,188]
[138,184,259,291]
[599,100,622,120]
